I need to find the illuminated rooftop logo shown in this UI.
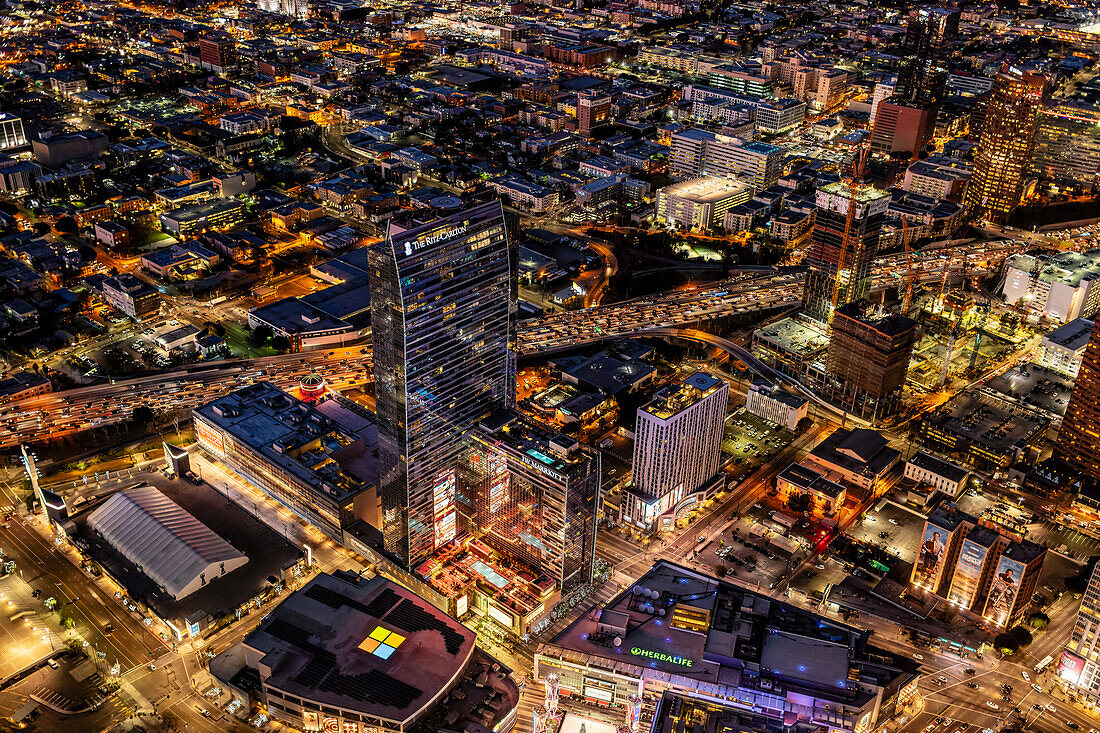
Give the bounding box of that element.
[358,625,406,660]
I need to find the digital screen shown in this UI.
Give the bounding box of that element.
[1060,651,1087,686]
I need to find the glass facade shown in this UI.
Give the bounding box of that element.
[369,201,516,569]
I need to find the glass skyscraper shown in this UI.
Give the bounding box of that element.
[369,201,516,570]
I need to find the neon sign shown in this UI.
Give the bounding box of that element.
[630,647,693,667]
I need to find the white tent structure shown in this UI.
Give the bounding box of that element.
[87,486,248,599]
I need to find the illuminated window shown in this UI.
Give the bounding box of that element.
[358,626,406,659]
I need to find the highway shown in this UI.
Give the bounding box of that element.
[0,240,1018,450]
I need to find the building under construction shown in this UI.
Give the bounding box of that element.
[801,181,891,323]
[823,299,917,422]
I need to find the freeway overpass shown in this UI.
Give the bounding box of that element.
[0,240,1019,450]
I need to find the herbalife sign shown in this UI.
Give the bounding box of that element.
[630,647,693,667]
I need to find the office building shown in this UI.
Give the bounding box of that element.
[623,372,728,532]
[577,90,611,136]
[1033,101,1100,189]
[210,571,519,733]
[869,101,935,158]
[963,67,1046,224]
[198,36,234,72]
[0,158,39,194]
[1057,319,1100,483]
[801,182,890,323]
[824,299,916,422]
[192,382,382,543]
[655,176,752,231]
[669,129,783,190]
[159,199,246,239]
[370,201,515,571]
[0,113,27,150]
[745,382,808,430]
[535,560,920,733]
[101,273,160,320]
[912,503,1045,627]
[1037,318,1094,378]
[460,412,599,592]
[1001,250,1100,323]
[903,155,971,200]
[893,7,959,106]
[31,130,108,169]
[870,9,958,158]
[1061,563,1100,704]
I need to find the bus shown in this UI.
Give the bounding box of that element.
[1035,655,1054,674]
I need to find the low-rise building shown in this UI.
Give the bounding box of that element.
[101,273,159,319]
[745,382,808,430]
[1037,317,1094,378]
[904,451,971,499]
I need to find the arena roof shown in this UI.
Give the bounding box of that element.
[87,486,247,599]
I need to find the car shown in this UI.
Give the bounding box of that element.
[104,624,115,635]
[888,518,899,525]
[1068,724,1079,731]
[938,676,948,684]
[936,718,945,725]
[1033,684,1043,693]
[815,564,825,570]
[913,653,923,660]
[697,535,706,543]
[31,589,40,598]
[965,668,975,675]
[1022,671,1030,681]
[986,702,999,710]
[1047,703,1057,712]
[47,659,59,669]
[148,663,156,671]
[967,682,978,689]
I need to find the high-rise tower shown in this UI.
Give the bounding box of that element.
[963,66,1046,224]
[369,201,516,569]
[1056,318,1100,483]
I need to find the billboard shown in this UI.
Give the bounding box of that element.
[1059,651,1088,686]
[194,418,225,458]
[984,555,1025,626]
[947,538,989,610]
[911,521,950,592]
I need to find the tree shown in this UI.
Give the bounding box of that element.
[250,324,273,346]
[714,565,727,577]
[54,215,79,235]
[1027,611,1050,629]
[78,243,97,262]
[132,405,154,426]
[993,632,1018,656]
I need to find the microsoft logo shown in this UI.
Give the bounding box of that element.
[358,626,406,660]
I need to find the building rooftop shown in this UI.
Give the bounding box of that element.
[659,176,752,204]
[193,383,376,504]
[641,371,725,420]
[907,451,969,484]
[925,391,1049,457]
[808,427,900,480]
[86,486,246,600]
[1043,318,1094,351]
[243,572,477,725]
[753,316,829,357]
[541,560,915,715]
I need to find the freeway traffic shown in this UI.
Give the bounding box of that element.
[0,240,1019,450]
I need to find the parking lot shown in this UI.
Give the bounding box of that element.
[693,506,807,590]
[722,410,793,471]
[846,500,926,566]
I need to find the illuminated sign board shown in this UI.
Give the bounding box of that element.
[456,594,468,618]
[630,647,693,667]
[911,521,950,591]
[401,225,469,257]
[984,555,1026,626]
[947,538,988,609]
[302,711,320,731]
[488,603,513,628]
[194,419,225,458]
[1060,651,1087,686]
[432,467,456,548]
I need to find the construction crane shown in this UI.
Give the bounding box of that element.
[968,297,992,374]
[900,218,916,316]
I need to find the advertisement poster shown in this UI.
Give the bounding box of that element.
[984,555,1025,626]
[911,522,949,591]
[947,538,988,610]
[302,711,320,732]
[1059,651,1087,686]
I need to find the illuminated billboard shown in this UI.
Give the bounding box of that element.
[194,418,225,458]
[911,521,950,592]
[947,538,988,610]
[984,555,1025,626]
[432,467,456,548]
[1059,651,1087,686]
